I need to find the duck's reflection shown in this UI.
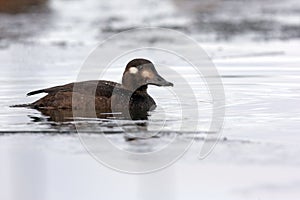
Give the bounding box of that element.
[36,107,149,122]
[29,107,153,140]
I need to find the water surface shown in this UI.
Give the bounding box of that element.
[0,0,300,199]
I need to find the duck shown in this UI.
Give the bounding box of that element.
[26,58,173,120]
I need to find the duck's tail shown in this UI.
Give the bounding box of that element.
[10,104,32,108]
[27,89,46,96]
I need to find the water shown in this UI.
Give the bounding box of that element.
[1,0,300,199]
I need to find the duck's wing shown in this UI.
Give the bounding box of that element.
[27,80,123,98]
[27,83,75,96]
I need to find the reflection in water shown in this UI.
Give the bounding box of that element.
[37,108,118,122]
[0,0,50,45]
[174,0,300,40]
[28,107,154,140]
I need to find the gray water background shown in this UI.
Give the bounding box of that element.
[1,0,300,199]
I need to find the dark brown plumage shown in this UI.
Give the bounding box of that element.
[25,58,173,120]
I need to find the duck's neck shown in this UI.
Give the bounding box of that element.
[122,84,148,93]
[136,85,148,93]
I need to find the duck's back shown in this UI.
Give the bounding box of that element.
[28,80,156,117]
[29,80,120,110]
[28,80,120,97]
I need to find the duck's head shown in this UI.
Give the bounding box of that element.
[122,58,173,91]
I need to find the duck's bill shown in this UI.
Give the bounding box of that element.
[147,74,174,87]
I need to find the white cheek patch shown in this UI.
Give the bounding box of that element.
[129,67,138,74]
[142,70,151,78]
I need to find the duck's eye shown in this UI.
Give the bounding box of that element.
[129,67,138,74]
[137,65,143,69]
